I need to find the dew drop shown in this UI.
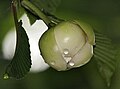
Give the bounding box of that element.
[64,56,72,63]
[63,49,69,55]
[50,62,55,65]
[69,62,75,66]
[63,49,72,63]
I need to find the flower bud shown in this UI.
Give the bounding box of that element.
[39,20,95,71]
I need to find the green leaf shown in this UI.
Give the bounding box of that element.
[30,0,61,14]
[94,32,117,87]
[109,48,120,89]
[25,10,39,25]
[4,21,31,79]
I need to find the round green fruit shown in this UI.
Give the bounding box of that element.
[39,20,95,71]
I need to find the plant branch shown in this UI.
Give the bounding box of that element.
[11,0,19,31]
[21,0,51,26]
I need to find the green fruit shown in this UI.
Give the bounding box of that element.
[39,20,95,71]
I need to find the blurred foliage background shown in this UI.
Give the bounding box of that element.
[0,0,120,89]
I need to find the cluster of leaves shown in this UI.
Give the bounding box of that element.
[4,0,118,88]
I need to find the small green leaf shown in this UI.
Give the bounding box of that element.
[25,10,38,25]
[94,32,117,86]
[4,21,31,79]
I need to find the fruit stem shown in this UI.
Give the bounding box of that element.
[11,0,19,31]
[21,0,51,26]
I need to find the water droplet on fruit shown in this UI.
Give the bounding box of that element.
[69,62,75,66]
[63,49,72,63]
[50,62,55,65]
[63,49,69,55]
[64,56,72,63]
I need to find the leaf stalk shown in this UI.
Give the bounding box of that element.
[21,0,51,26]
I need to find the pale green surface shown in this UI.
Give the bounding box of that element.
[71,42,93,67]
[54,21,86,56]
[74,20,95,45]
[39,28,67,71]
[40,21,94,71]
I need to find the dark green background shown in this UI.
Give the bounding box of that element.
[0,0,120,89]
